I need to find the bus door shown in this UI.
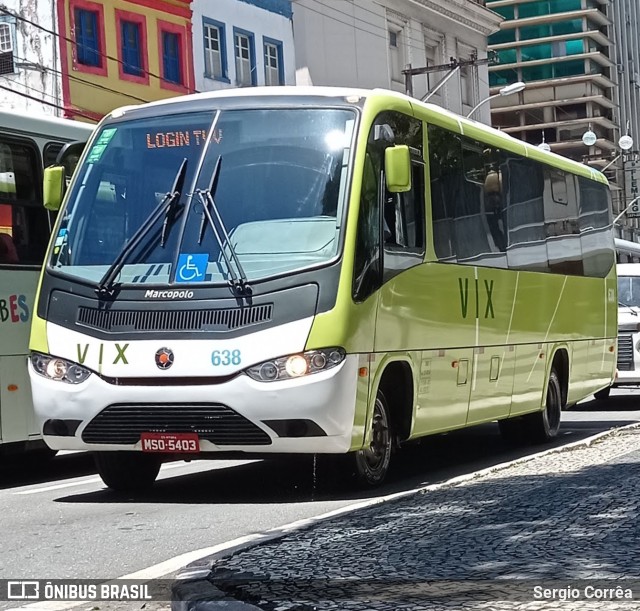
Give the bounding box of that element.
[0,135,48,442]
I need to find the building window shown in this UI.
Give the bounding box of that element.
[203,18,227,81]
[121,21,142,76]
[388,28,404,82]
[0,20,14,75]
[162,31,182,85]
[74,8,101,67]
[264,38,283,86]
[115,10,148,84]
[234,29,255,86]
[158,20,189,91]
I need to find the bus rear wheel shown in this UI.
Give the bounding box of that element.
[524,369,562,443]
[352,390,393,487]
[93,451,161,493]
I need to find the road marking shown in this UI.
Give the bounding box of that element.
[13,477,103,495]
[12,461,197,495]
[7,424,640,611]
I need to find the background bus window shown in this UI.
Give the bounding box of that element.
[0,137,50,265]
[43,141,64,168]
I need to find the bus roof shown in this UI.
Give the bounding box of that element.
[106,85,606,184]
[0,109,95,142]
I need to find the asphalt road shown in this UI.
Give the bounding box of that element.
[0,389,638,597]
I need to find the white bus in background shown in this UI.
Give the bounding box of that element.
[0,110,94,459]
[595,262,640,400]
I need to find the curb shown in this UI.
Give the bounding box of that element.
[170,422,640,610]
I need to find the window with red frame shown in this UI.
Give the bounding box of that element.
[121,20,143,76]
[161,31,182,85]
[74,8,101,67]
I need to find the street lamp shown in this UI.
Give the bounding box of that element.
[465,81,526,119]
[538,132,551,152]
[600,131,635,172]
[582,125,597,147]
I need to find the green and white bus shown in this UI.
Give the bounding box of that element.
[0,109,93,458]
[29,87,616,490]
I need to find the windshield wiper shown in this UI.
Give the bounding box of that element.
[96,158,188,297]
[161,157,188,246]
[619,301,639,316]
[196,155,251,296]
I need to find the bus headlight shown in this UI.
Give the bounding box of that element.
[246,348,346,382]
[30,353,91,384]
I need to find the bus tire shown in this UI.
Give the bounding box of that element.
[594,386,611,401]
[93,451,161,492]
[352,389,393,487]
[524,369,562,443]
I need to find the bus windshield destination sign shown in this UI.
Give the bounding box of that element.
[145,129,221,149]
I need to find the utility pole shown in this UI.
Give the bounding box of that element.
[403,51,497,100]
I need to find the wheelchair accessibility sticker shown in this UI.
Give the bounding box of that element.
[176,253,209,283]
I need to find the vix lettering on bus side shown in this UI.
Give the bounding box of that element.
[0,294,29,323]
[77,343,130,365]
[458,278,495,319]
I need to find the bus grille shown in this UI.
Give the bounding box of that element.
[617,333,635,371]
[81,403,272,446]
[77,304,273,332]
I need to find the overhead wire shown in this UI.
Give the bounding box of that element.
[12,52,151,104]
[298,0,436,58]
[0,4,199,94]
[0,82,98,121]
[301,0,495,67]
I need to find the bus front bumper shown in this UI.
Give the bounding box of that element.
[28,356,360,454]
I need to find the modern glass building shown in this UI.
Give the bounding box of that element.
[487,0,640,254]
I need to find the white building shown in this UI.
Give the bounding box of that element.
[192,0,296,92]
[0,0,61,115]
[291,0,502,120]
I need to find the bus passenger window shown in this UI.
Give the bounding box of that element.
[382,161,425,282]
[0,231,19,264]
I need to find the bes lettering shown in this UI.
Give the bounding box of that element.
[0,294,29,323]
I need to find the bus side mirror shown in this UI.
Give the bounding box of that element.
[385,145,411,193]
[43,166,65,211]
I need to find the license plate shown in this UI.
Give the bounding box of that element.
[140,432,200,453]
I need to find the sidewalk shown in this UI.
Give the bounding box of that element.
[172,424,640,611]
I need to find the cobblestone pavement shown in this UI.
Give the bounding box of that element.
[173,425,640,611]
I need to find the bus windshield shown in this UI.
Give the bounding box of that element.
[50,107,356,285]
[618,276,640,307]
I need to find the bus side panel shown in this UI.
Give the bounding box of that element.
[585,337,616,395]
[567,339,591,403]
[510,344,546,416]
[0,355,38,442]
[466,345,516,425]
[412,347,471,436]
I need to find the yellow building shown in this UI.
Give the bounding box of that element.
[56,0,195,121]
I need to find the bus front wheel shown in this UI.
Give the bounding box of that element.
[352,389,393,487]
[93,451,161,492]
[524,369,562,443]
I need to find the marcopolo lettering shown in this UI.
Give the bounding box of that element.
[144,289,194,299]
